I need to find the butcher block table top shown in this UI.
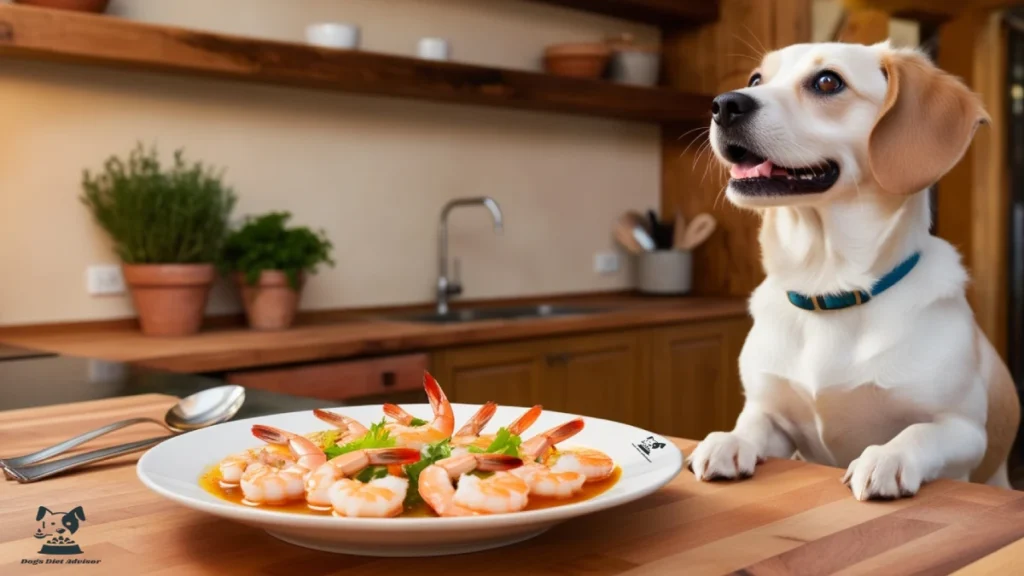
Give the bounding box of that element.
[0,295,747,373]
[3,395,1024,576]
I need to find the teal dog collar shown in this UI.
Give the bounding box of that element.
[787,252,921,312]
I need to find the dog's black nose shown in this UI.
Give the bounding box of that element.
[711,92,759,128]
[56,528,66,534]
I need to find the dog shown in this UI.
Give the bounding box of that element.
[35,506,86,554]
[688,40,1021,500]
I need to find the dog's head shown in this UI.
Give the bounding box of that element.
[710,41,988,209]
[34,506,86,539]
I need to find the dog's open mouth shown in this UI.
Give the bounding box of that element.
[726,146,839,196]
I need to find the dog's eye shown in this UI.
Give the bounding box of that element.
[748,73,762,87]
[812,71,844,95]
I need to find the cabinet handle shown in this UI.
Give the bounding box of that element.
[546,353,569,366]
[381,371,396,387]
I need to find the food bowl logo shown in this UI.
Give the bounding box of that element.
[632,436,667,462]
[33,506,86,555]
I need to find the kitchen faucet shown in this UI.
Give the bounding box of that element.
[437,197,503,315]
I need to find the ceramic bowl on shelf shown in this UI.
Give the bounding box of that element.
[13,0,109,12]
[137,403,682,557]
[543,43,612,79]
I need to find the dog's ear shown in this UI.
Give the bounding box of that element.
[868,50,989,195]
[36,507,53,521]
[68,506,86,522]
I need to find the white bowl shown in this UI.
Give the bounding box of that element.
[137,404,681,557]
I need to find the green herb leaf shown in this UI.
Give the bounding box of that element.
[323,418,395,460]
[354,466,389,483]
[220,211,334,288]
[409,417,428,427]
[482,427,522,456]
[403,439,452,506]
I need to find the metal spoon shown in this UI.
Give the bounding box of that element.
[1,385,245,483]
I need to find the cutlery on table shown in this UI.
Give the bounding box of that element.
[1,385,245,483]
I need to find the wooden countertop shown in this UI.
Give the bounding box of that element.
[2,395,1023,575]
[0,296,748,373]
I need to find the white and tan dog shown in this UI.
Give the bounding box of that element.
[689,41,1020,500]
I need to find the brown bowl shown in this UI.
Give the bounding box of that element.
[13,0,110,13]
[544,43,611,79]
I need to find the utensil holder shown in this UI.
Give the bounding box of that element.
[637,250,692,295]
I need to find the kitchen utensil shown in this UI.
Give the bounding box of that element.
[620,212,656,251]
[646,210,674,249]
[614,223,644,254]
[417,37,451,61]
[2,385,245,483]
[543,43,612,78]
[305,23,361,49]
[679,213,717,250]
[637,251,692,295]
[673,210,687,250]
[13,0,108,12]
[137,403,682,556]
[606,34,660,87]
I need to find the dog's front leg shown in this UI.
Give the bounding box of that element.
[689,402,795,481]
[843,415,986,500]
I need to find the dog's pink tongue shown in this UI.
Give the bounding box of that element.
[730,160,774,179]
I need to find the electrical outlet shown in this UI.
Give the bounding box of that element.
[86,265,126,295]
[593,252,620,275]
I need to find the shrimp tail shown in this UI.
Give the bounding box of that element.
[423,371,449,411]
[474,453,523,472]
[454,401,497,437]
[365,447,422,465]
[251,424,288,444]
[313,409,359,429]
[520,418,585,460]
[382,403,413,424]
[507,405,543,436]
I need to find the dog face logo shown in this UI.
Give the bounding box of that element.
[34,506,86,555]
[632,436,667,462]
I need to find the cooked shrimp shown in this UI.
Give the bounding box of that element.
[548,447,615,482]
[240,425,327,506]
[382,403,420,426]
[329,475,410,518]
[306,447,421,509]
[384,372,454,449]
[451,402,498,447]
[307,409,369,449]
[418,452,526,516]
[511,418,587,498]
[218,448,262,487]
[453,404,541,453]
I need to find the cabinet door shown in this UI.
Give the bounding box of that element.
[432,341,550,409]
[649,318,751,440]
[546,331,650,428]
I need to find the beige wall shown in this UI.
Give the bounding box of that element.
[0,0,661,326]
[811,0,920,46]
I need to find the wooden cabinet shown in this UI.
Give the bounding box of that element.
[433,331,649,427]
[649,318,751,440]
[225,353,430,403]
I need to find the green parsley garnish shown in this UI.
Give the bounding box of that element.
[408,416,428,426]
[403,439,451,506]
[323,418,395,460]
[465,427,521,456]
[354,466,390,483]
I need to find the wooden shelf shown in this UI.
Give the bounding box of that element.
[0,5,712,124]
[528,0,719,28]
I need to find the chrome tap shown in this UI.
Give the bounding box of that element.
[437,197,503,315]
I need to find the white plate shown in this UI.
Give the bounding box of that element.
[137,404,681,557]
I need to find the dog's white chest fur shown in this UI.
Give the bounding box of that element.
[741,239,983,470]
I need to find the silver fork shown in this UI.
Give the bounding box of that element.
[0,417,171,471]
[3,434,173,483]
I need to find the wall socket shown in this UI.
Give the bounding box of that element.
[86,265,126,296]
[593,252,620,275]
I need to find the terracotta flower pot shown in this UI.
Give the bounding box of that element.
[122,264,215,337]
[235,271,304,331]
[13,0,110,13]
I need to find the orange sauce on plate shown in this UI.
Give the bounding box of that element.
[199,465,621,517]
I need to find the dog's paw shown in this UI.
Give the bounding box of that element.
[688,432,759,481]
[842,445,922,501]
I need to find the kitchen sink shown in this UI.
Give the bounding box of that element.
[387,304,610,324]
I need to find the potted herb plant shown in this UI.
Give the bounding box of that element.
[81,144,236,337]
[221,212,333,331]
